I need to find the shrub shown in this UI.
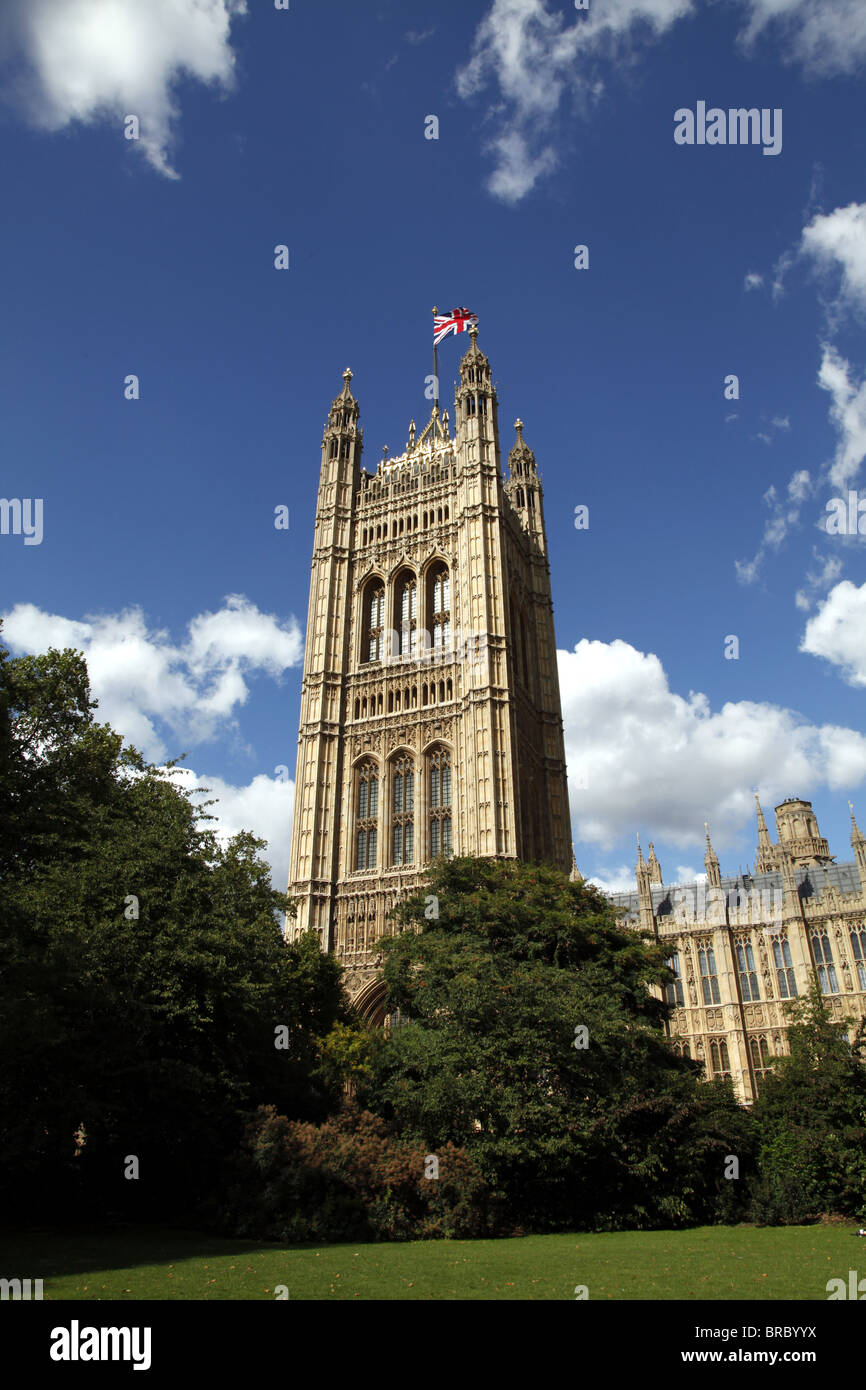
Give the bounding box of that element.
[219,1103,499,1243]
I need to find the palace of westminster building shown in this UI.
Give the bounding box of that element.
[287,330,866,1101]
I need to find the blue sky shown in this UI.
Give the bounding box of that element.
[2,0,866,892]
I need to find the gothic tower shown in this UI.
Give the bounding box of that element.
[287,330,573,1018]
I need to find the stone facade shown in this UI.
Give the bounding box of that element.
[286,330,572,1019]
[608,797,866,1102]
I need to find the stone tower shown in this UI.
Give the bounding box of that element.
[286,329,573,1018]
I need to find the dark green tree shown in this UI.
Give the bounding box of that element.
[368,856,751,1232]
[749,980,866,1223]
[0,629,347,1220]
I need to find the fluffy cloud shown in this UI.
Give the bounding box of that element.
[0,0,247,177]
[1,595,302,761]
[559,637,866,853]
[801,203,866,313]
[816,344,866,490]
[456,0,694,202]
[800,579,866,686]
[737,0,866,76]
[170,765,294,888]
[456,1,866,203]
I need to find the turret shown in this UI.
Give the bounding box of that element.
[774,798,833,868]
[851,802,866,898]
[636,836,656,934]
[704,822,722,889]
[455,326,499,461]
[754,791,777,874]
[321,367,362,484]
[647,842,663,885]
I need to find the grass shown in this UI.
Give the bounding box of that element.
[2,1222,861,1300]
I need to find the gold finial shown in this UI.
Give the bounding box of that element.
[342,367,352,383]
[432,306,438,316]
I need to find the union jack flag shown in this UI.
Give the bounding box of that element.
[433,306,478,346]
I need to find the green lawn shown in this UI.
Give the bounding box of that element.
[2,1223,859,1300]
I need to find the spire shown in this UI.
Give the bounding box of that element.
[704,821,721,889]
[508,417,537,480]
[850,801,865,848]
[635,835,656,933]
[647,842,662,884]
[754,790,777,874]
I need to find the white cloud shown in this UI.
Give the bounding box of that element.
[455,2,866,203]
[0,0,247,177]
[738,0,866,76]
[801,202,866,315]
[794,547,844,611]
[170,765,294,888]
[800,579,866,686]
[817,344,866,490]
[735,472,810,583]
[559,637,866,854]
[1,595,302,761]
[455,0,693,202]
[744,272,764,291]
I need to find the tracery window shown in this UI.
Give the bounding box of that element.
[710,1039,731,1077]
[398,574,418,657]
[736,939,760,1002]
[429,746,452,857]
[430,565,451,652]
[665,952,684,1008]
[355,761,379,870]
[772,936,798,999]
[391,754,415,866]
[750,1034,771,1078]
[698,942,721,1005]
[850,927,866,991]
[364,584,385,663]
[811,931,839,994]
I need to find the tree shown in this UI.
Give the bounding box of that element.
[368,856,750,1232]
[0,628,348,1220]
[749,981,866,1223]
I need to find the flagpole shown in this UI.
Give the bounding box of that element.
[432,305,439,418]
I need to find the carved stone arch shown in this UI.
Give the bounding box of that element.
[352,976,389,1026]
[354,562,382,594]
[350,749,381,771]
[420,549,451,582]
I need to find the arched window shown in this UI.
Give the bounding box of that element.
[430,565,451,652]
[851,927,866,990]
[397,573,418,656]
[355,761,379,870]
[811,931,838,994]
[736,939,760,1002]
[750,1035,771,1075]
[698,943,721,1005]
[665,952,684,1007]
[429,746,452,857]
[773,936,798,999]
[391,755,415,866]
[364,583,385,662]
[710,1040,731,1077]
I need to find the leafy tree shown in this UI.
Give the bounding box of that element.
[0,628,347,1220]
[368,856,750,1232]
[749,981,866,1223]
